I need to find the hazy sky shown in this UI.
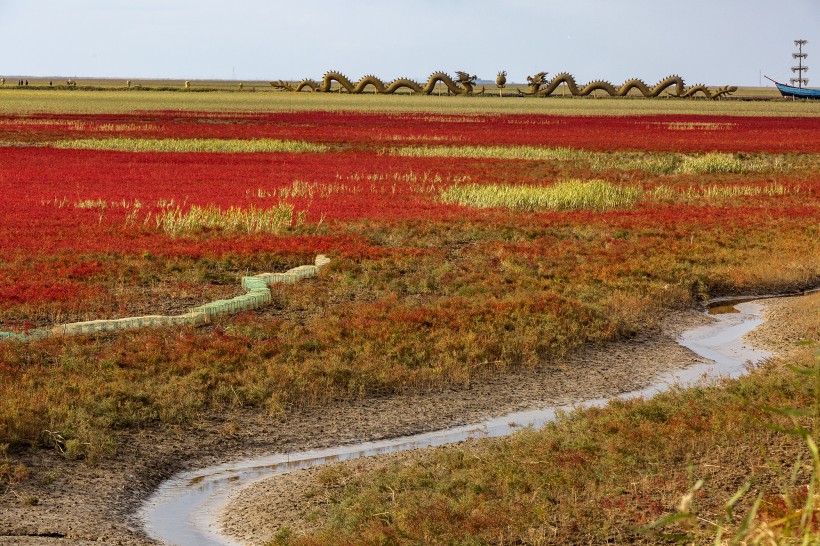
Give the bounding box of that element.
[2,0,818,86]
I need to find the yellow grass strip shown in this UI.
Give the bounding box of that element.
[652,183,797,201]
[394,144,585,162]
[441,179,642,211]
[154,204,303,236]
[394,146,784,175]
[3,89,820,117]
[677,153,748,174]
[50,138,328,153]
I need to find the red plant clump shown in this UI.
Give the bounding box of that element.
[2,111,819,152]
[0,109,817,327]
[0,146,476,234]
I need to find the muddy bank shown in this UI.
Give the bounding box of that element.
[744,295,816,357]
[8,289,813,546]
[217,294,817,545]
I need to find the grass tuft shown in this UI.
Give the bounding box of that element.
[440,179,642,211]
[154,204,303,236]
[393,144,583,162]
[677,152,748,174]
[652,183,797,202]
[393,146,783,175]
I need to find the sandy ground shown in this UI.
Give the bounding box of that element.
[0,295,809,546]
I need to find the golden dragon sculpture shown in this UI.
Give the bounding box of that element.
[272,70,479,95]
[271,70,736,100]
[518,72,737,99]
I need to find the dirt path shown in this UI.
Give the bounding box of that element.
[1,300,786,546]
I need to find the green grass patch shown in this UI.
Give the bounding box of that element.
[440,179,643,211]
[50,138,328,153]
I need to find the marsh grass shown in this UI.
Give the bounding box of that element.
[652,183,797,202]
[662,121,736,131]
[677,152,747,174]
[642,349,820,545]
[51,138,328,154]
[154,203,303,236]
[268,171,465,200]
[590,153,681,174]
[0,118,161,132]
[393,144,584,162]
[269,310,820,545]
[440,179,643,211]
[73,199,108,210]
[3,89,820,116]
[395,146,781,175]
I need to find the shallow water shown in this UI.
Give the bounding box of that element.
[139,300,772,546]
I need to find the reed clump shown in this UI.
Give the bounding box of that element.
[652,183,797,202]
[440,179,642,211]
[677,152,747,174]
[154,203,303,236]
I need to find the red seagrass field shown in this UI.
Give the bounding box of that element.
[0,91,819,543]
[0,97,819,445]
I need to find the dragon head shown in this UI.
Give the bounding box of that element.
[527,72,549,86]
[455,71,477,86]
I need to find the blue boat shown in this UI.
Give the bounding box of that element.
[765,76,820,99]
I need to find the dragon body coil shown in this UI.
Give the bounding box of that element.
[273,71,478,95]
[518,72,736,99]
[272,70,737,100]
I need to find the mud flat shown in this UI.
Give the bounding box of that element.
[148,294,811,546]
[217,293,815,546]
[1,293,814,546]
[210,300,776,545]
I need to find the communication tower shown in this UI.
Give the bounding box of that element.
[791,39,808,88]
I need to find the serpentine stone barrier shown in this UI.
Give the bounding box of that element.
[0,255,330,342]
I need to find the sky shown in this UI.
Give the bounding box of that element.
[2,0,818,86]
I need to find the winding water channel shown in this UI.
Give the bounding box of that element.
[140,299,776,546]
